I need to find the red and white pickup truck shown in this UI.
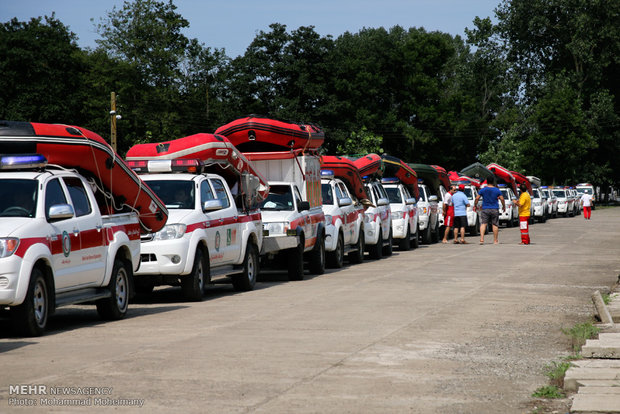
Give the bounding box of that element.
[245,150,326,280]
[0,155,141,336]
[126,159,263,299]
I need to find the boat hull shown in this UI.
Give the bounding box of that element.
[125,133,269,202]
[320,155,369,201]
[0,121,168,234]
[487,163,518,194]
[382,155,419,200]
[215,116,324,152]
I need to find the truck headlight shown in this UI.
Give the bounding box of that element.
[154,224,187,240]
[265,222,286,235]
[364,213,374,223]
[391,211,402,220]
[0,238,19,258]
[324,215,333,225]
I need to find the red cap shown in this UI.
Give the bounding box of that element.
[458,184,465,190]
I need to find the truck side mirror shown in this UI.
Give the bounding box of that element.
[429,195,438,202]
[203,199,223,212]
[298,201,310,211]
[338,197,352,207]
[48,204,75,221]
[406,197,417,205]
[377,198,389,206]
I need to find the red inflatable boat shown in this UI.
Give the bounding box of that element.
[381,155,419,200]
[510,170,533,194]
[0,121,168,233]
[430,165,452,191]
[487,163,518,194]
[320,155,369,201]
[349,154,383,178]
[125,133,269,203]
[448,171,480,188]
[215,116,324,152]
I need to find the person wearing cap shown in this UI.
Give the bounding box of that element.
[512,183,532,244]
[451,184,470,244]
[441,185,456,243]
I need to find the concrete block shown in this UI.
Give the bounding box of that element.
[581,346,620,359]
[564,368,620,392]
[571,393,620,413]
[572,360,620,369]
[578,386,620,394]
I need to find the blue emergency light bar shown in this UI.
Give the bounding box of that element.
[497,183,507,187]
[0,154,47,170]
[381,177,399,184]
[320,170,334,179]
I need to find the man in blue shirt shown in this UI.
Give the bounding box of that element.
[451,184,470,243]
[474,179,506,245]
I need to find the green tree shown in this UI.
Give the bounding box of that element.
[0,15,87,124]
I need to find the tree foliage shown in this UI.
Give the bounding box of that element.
[1,0,619,188]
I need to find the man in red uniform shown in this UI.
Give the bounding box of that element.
[442,185,456,243]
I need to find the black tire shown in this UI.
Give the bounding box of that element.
[96,258,130,320]
[430,219,439,243]
[368,230,383,260]
[11,267,49,337]
[383,228,393,256]
[308,231,325,275]
[411,224,420,249]
[232,243,258,291]
[421,222,432,244]
[327,232,345,268]
[348,230,365,264]
[181,249,208,301]
[398,226,411,251]
[287,242,304,281]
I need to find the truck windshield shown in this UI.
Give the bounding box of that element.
[385,187,402,203]
[144,180,195,209]
[577,188,592,195]
[0,179,38,218]
[553,190,566,197]
[463,188,473,199]
[261,185,294,211]
[321,183,334,205]
[418,187,426,201]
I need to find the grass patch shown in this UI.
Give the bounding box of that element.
[562,322,600,352]
[532,385,565,399]
[544,360,571,387]
[602,292,611,305]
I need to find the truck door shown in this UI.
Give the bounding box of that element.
[337,182,356,244]
[44,178,82,290]
[209,178,241,264]
[62,176,107,285]
[200,179,224,267]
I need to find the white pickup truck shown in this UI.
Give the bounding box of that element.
[320,172,365,267]
[363,178,393,259]
[417,183,440,244]
[381,178,419,250]
[498,184,519,227]
[126,159,263,299]
[245,151,326,280]
[0,154,141,336]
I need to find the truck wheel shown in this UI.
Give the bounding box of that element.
[421,222,432,244]
[96,258,130,320]
[412,224,420,249]
[11,268,48,337]
[369,231,383,260]
[348,231,365,264]
[308,231,325,275]
[327,232,345,268]
[399,226,411,251]
[430,220,439,243]
[287,242,305,281]
[181,248,208,301]
[232,243,258,291]
[383,228,393,256]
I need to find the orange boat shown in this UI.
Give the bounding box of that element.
[381,155,419,200]
[320,155,369,201]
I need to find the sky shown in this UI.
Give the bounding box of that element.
[1,0,500,57]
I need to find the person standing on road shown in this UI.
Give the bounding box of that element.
[474,178,506,245]
[442,185,456,243]
[452,184,470,244]
[580,192,594,220]
[513,183,531,245]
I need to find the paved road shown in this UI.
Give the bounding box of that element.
[1,208,619,413]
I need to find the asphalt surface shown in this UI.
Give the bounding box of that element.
[1,207,619,413]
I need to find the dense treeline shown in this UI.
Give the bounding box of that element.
[1,0,618,191]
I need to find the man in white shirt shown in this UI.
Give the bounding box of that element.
[580,193,594,219]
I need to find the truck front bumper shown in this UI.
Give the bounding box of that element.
[364,220,380,245]
[391,218,407,239]
[324,224,338,252]
[261,235,299,254]
[135,238,191,276]
[0,256,25,305]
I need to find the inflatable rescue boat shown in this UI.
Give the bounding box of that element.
[320,155,369,201]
